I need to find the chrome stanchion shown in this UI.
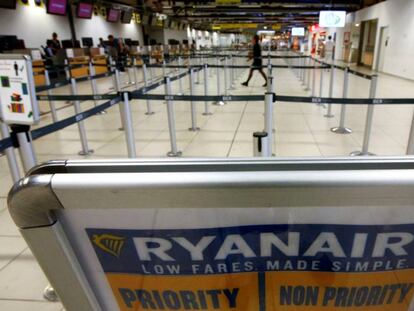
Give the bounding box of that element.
[407,110,414,155]
[162,60,166,77]
[224,57,229,95]
[318,62,325,107]
[115,68,125,131]
[133,58,139,90]
[142,63,154,115]
[196,57,201,85]
[64,59,70,81]
[177,57,184,96]
[331,67,352,134]
[305,57,311,91]
[301,58,305,84]
[70,78,94,156]
[214,57,225,106]
[126,60,133,85]
[264,91,274,157]
[202,64,212,116]
[44,70,58,122]
[0,121,20,182]
[350,75,378,156]
[324,63,335,118]
[311,58,316,97]
[165,76,182,157]
[121,92,137,158]
[148,55,154,83]
[230,55,235,89]
[89,62,106,115]
[189,68,200,131]
[10,125,36,173]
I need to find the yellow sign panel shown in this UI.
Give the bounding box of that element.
[272,24,282,30]
[215,0,241,4]
[213,23,258,30]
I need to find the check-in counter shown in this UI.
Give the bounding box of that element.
[92,55,108,75]
[32,59,46,87]
[68,56,89,78]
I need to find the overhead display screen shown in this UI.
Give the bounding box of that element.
[319,11,346,28]
[47,0,67,16]
[292,27,305,36]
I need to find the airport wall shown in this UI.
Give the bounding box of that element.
[0,3,143,49]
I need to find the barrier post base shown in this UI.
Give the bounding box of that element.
[331,127,352,134]
[145,111,155,115]
[43,285,59,302]
[202,112,213,116]
[167,151,182,157]
[213,101,225,106]
[78,149,94,156]
[189,127,201,132]
[350,151,376,156]
[96,110,107,115]
[324,113,334,118]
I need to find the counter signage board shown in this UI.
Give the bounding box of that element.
[0,55,39,125]
[63,207,414,311]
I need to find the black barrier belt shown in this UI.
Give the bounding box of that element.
[31,97,122,141]
[131,94,265,102]
[35,80,70,93]
[74,71,114,83]
[36,94,119,102]
[311,58,373,80]
[275,95,414,105]
[0,137,13,153]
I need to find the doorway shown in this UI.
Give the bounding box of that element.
[357,19,378,68]
[376,26,389,72]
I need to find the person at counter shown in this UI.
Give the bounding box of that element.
[50,32,61,55]
[241,35,267,88]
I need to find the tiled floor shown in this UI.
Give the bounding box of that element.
[1,51,414,309]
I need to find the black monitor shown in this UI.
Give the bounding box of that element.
[73,40,81,48]
[82,37,94,47]
[183,39,188,44]
[0,35,18,52]
[131,40,139,46]
[61,40,73,49]
[121,10,133,24]
[124,38,132,46]
[0,0,17,9]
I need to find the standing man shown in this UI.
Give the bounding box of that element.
[324,35,335,62]
[241,35,267,87]
[50,32,61,55]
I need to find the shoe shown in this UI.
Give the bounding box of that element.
[241,82,248,86]
[262,83,267,87]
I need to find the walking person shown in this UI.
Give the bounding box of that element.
[324,35,335,62]
[241,35,267,87]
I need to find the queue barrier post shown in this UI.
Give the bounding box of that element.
[115,69,125,131]
[253,132,269,157]
[126,60,133,86]
[305,57,311,91]
[196,57,201,85]
[311,58,316,97]
[133,58,139,91]
[214,57,225,106]
[177,57,184,96]
[64,59,70,81]
[121,92,137,158]
[350,75,378,156]
[224,57,229,95]
[264,91,274,157]
[148,55,154,84]
[318,61,325,107]
[10,125,37,173]
[407,110,414,155]
[189,68,200,132]
[230,55,235,89]
[324,63,335,118]
[301,57,305,84]
[164,76,182,157]
[70,78,94,156]
[202,64,212,116]
[88,62,98,108]
[0,121,21,182]
[162,60,166,77]
[44,70,59,122]
[142,63,155,115]
[331,67,352,134]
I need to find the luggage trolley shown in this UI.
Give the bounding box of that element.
[8,158,414,311]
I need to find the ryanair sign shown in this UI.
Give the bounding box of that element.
[87,223,414,310]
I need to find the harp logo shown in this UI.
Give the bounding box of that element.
[92,234,126,258]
